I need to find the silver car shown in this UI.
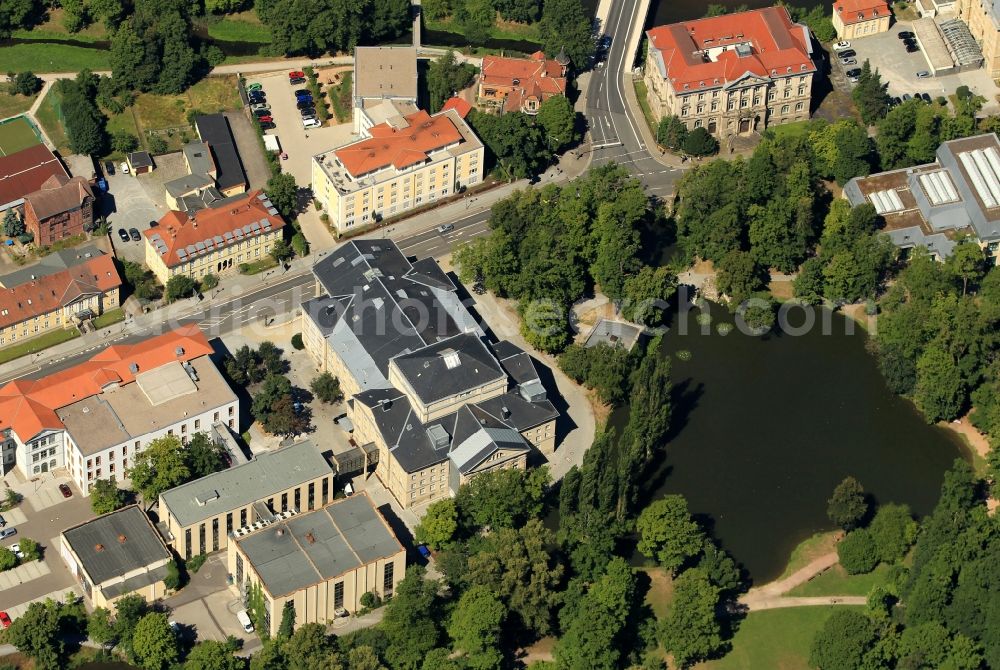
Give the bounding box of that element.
[840,57,857,66]
[0,527,16,540]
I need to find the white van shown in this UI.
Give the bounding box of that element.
[303,118,321,129]
[236,609,254,633]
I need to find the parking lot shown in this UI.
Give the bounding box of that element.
[249,72,356,187]
[841,22,999,112]
[102,164,168,264]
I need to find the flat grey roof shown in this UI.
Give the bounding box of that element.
[353,47,418,101]
[160,440,331,528]
[584,319,644,350]
[62,506,170,586]
[237,493,402,598]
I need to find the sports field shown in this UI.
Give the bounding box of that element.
[0,116,43,155]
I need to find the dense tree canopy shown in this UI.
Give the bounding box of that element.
[426,52,477,113]
[256,0,410,56]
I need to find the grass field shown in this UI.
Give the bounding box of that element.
[0,43,111,73]
[767,119,812,138]
[204,11,272,43]
[0,116,42,155]
[641,567,675,619]
[634,79,657,139]
[34,86,69,154]
[0,328,80,365]
[787,563,890,597]
[0,93,39,120]
[92,307,126,329]
[777,531,841,581]
[11,8,110,42]
[697,606,861,670]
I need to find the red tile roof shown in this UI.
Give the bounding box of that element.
[834,0,890,24]
[480,51,567,113]
[0,252,121,330]
[0,144,69,209]
[645,6,815,91]
[441,97,472,119]
[145,190,285,268]
[0,326,213,441]
[335,109,464,178]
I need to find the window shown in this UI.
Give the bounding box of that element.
[185,529,192,560]
[226,512,233,536]
[199,523,206,555]
[181,424,187,434]
[383,562,395,596]
[334,581,345,609]
[236,553,243,584]
[229,406,234,417]
[281,492,288,512]
[694,120,702,128]
[783,89,790,98]
[240,508,247,527]
[781,104,790,114]
[194,419,200,429]
[322,477,329,505]
[795,101,804,111]
[294,487,300,511]
[798,85,805,95]
[212,518,219,552]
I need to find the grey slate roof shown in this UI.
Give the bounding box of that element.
[194,115,247,192]
[62,506,170,586]
[237,493,402,598]
[102,564,170,600]
[489,340,541,386]
[160,440,330,528]
[0,245,106,288]
[476,391,558,432]
[165,172,215,197]
[390,333,505,405]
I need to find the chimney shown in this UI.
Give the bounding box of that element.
[117,534,127,544]
[95,544,104,552]
[305,532,316,544]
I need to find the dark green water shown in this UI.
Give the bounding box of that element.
[609,302,967,584]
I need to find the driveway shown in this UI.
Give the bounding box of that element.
[164,554,256,646]
[847,23,1000,111]
[103,168,167,264]
[225,111,272,191]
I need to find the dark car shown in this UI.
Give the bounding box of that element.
[898,31,915,39]
[299,107,316,116]
[891,96,902,106]
[248,93,266,102]
[902,37,916,46]
[845,68,862,78]
[921,93,932,102]
[296,99,314,110]
[59,483,72,498]
[252,108,271,117]
[117,228,130,242]
[838,49,856,58]
[905,44,920,52]
[103,160,115,176]
[296,94,313,104]
[294,89,311,97]
[128,228,141,242]
[259,121,275,130]
[289,77,306,86]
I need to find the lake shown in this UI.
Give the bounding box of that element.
[608,300,967,583]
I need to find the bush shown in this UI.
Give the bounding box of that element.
[291,333,304,350]
[9,71,43,96]
[164,558,182,590]
[868,503,917,563]
[837,528,879,574]
[682,127,719,156]
[200,274,219,291]
[0,546,16,571]
[147,135,168,154]
[18,538,40,561]
[956,85,972,100]
[359,591,382,610]
[111,131,138,155]
[292,231,309,257]
[165,275,197,303]
[187,554,208,573]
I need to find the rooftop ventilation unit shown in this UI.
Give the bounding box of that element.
[426,424,450,449]
[196,490,220,506]
[441,349,461,369]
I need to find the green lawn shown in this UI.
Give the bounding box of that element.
[767,119,812,138]
[0,93,39,120]
[0,117,42,155]
[0,43,110,73]
[206,14,272,43]
[11,8,110,42]
[239,257,278,275]
[641,567,674,619]
[330,73,353,124]
[698,606,861,670]
[634,79,657,139]
[786,563,889,597]
[34,85,69,154]
[92,307,126,329]
[0,328,80,365]
[777,531,840,581]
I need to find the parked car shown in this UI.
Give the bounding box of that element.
[921,92,932,102]
[0,514,6,527]
[236,610,254,634]
[294,89,311,97]
[251,103,270,111]
[916,70,931,77]
[296,99,314,110]
[248,92,266,102]
[120,162,130,175]
[9,543,24,559]
[296,95,313,105]
[906,44,920,52]
[840,57,857,66]
[838,49,856,58]
[892,96,903,106]
[253,108,272,118]
[257,116,273,124]
[59,483,72,498]
[118,228,130,242]
[300,113,317,122]
[128,228,141,242]
[303,118,322,129]
[288,70,305,79]
[848,75,860,84]
[103,160,115,176]
[289,77,306,86]
[299,107,316,117]
[902,93,913,101]
[833,40,851,50]
[0,528,16,540]
[898,31,915,39]
[845,68,862,78]
[0,612,10,629]
[246,82,263,92]
[417,544,432,559]
[259,121,276,130]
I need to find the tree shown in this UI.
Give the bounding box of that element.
[715,250,766,308]
[867,503,917,564]
[278,601,296,639]
[309,372,342,404]
[659,568,724,668]
[109,0,201,94]
[554,558,636,670]
[827,476,868,530]
[90,476,126,515]
[636,495,705,575]
[656,115,688,150]
[283,622,339,668]
[349,646,388,670]
[454,466,550,532]
[946,238,985,296]
[0,545,17,571]
[537,95,577,152]
[621,265,677,326]
[56,77,107,156]
[184,640,244,670]
[414,498,457,549]
[291,333,304,350]
[448,586,506,669]
[468,109,547,180]
[837,528,879,574]
[127,435,191,505]
[186,432,227,478]
[88,607,117,647]
[382,566,442,670]
[112,130,139,154]
[3,208,24,238]
[809,609,879,670]
[9,71,42,96]
[270,239,293,263]
[682,127,719,156]
[163,558,182,590]
[261,394,308,437]
[914,344,966,423]
[292,232,309,257]
[426,51,477,113]
[131,612,180,670]
[201,273,219,291]
[114,594,150,654]
[165,275,197,302]
[852,60,891,125]
[265,173,298,219]
[539,0,594,68]
[4,601,64,670]
[791,5,836,42]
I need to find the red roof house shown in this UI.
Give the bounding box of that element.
[0,144,69,211]
[478,51,569,114]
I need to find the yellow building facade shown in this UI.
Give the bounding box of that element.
[832,0,891,39]
[958,0,1000,77]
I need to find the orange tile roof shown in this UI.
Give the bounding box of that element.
[145,190,285,268]
[0,325,213,441]
[335,109,464,178]
[646,6,815,91]
[480,52,567,113]
[834,0,890,24]
[441,97,472,119]
[0,253,121,330]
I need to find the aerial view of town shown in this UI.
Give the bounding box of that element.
[0,0,999,667]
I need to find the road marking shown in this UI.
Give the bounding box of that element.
[614,0,645,150]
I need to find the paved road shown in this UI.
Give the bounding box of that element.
[394,210,491,258]
[586,0,686,198]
